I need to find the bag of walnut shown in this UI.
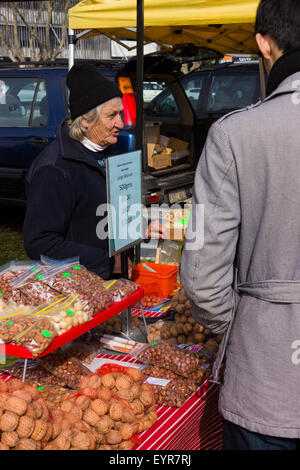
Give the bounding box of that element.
[58,364,157,450]
[0,377,54,450]
[130,340,202,378]
[43,407,96,450]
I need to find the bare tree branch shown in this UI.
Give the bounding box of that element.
[11,4,25,61]
[14,2,44,60]
[0,28,17,62]
[43,1,53,61]
[51,0,72,61]
[0,12,17,60]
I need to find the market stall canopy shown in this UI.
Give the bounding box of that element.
[68,0,260,54]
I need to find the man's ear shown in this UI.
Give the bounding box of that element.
[256,33,272,60]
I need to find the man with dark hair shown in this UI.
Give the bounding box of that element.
[181,0,300,450]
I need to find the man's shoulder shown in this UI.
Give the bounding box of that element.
[217,99,263,126]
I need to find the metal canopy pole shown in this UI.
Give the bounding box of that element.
[135,0,144,265]
[68,28,75,70]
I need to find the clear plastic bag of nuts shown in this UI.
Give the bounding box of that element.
[34,294,89,335]
[146,377,196,408]
[102,279,138,303]
[39,260,113,317]
[130,340,202,378]
[0,262,36,305]
[9,315,58,357]
[37,352,91,389]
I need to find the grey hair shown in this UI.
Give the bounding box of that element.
[66,103,103,142]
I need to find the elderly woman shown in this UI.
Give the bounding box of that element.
[23,63,163,279]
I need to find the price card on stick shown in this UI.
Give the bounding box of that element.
[106,151,144,257]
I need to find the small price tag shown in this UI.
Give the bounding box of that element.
[146,377,171,387]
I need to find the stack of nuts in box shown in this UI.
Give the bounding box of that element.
[146,288,223,356]
[58,366,157,450]
[135,341,209,407]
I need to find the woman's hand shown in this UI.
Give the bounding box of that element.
[146,220,167,239]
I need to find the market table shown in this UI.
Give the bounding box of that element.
[0,351,223,451]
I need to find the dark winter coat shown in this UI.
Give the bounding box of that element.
[23,121,115,279]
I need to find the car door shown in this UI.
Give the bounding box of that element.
[0,71,64,202]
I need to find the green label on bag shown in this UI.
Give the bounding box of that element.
[36,274,44,280]
[62,272,71,277]
[41,330,51,338]
[4,321,13,326]
[66,310,75,316]
[73,266,81,270]
[151,341,158,346]
[0,291,2,296]
[37,386,45,390]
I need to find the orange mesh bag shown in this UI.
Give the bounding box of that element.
[57,364,158,450]
[42,406,95,450]
[0,377,53,450]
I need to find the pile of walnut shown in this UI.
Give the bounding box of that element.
[0,378,95,451]
[58,367,157,450]
[147,289,223,356]
[0,378,53,450]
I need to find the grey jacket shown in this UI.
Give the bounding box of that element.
[181,72,300,438]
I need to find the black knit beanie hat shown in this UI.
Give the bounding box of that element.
[66,63,123,120]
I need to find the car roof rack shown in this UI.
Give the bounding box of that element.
[0,57,127,70]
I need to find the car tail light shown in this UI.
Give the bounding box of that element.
[118,76,136,126]
[147,194,160,203]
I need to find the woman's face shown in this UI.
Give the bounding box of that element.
[82,97,124,147]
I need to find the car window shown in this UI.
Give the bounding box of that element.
[206,72,258,112]
[143,80,164,104]
[145,82,179,117]
[181,74,205,112]
[0,77,48,127]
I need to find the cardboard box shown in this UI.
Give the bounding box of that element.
[147,144,172,169]
[168,137,189,162]
[163,208,191,241]
[145,122,172,170]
